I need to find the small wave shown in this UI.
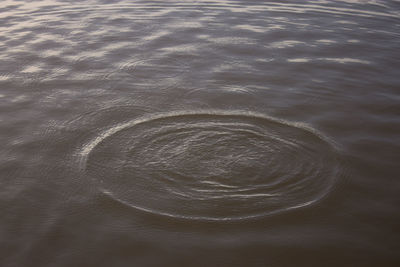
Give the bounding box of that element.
[2,1,397,21]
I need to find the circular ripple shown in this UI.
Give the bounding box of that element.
[79,110,340,221]
[120,58,187,79]
[110,57,188,90]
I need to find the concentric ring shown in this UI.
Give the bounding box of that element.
[78,110,340,221]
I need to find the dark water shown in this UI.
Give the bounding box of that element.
[1,0,399,266]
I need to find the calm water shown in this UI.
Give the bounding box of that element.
[1,0,399,266]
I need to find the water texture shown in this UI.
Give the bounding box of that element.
[0,0,399,266]
[82,110,341,220]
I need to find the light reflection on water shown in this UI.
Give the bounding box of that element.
[0,0,399,266]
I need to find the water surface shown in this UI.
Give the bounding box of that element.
[1,0,399,266]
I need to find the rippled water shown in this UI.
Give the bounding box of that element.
[1,0,399,266]
[82,110,341,221]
